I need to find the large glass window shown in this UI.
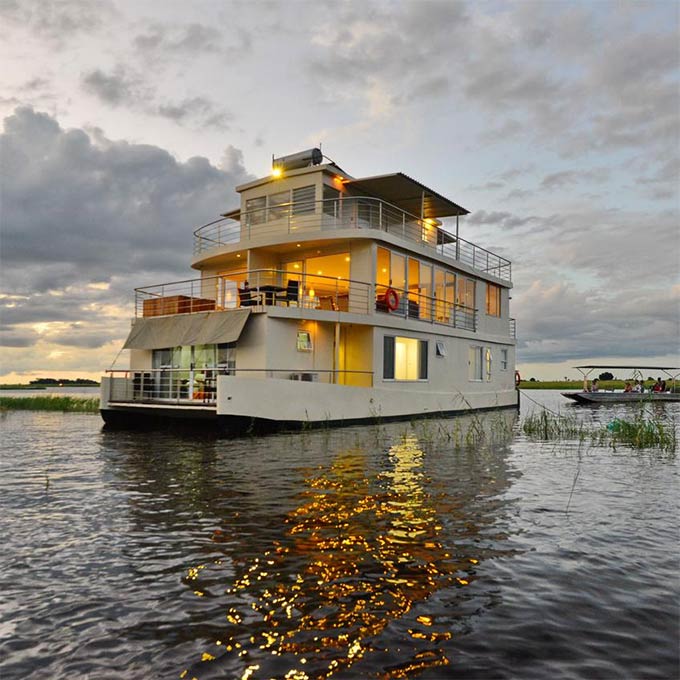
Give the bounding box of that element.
[268,190,289,221]
[486,283,501,316]
[391,253,406,292]
[420,263,432,319]
[435,268,455,321]
[323,185,340,217]
[458,277,475,310]
[245,196,266,226]
[377,247,390,288]
[384,336,427,381]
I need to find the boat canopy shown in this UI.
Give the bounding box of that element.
[344,172,469,219]
[123,309,251,350]
[573,365,680,380]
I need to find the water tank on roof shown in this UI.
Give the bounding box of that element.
[273,148,323,171]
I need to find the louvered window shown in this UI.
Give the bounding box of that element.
[292,185,315,215]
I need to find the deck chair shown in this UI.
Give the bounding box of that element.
[275,279,300,306]
[238,288,257,307]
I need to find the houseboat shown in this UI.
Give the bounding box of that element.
[101,149,518,432]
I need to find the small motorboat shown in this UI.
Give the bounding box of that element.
[561,365,680,404]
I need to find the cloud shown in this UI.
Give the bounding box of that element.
[80,65,232,129]
[0,0,118,44]
[81,66,147,106]
[133,22,224,54]
[514,282,680,363]
[0,107,253,355]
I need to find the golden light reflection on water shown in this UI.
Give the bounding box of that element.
[180,434,493,679]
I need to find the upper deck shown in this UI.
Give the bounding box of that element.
[192,155,512,283]
[193,196,512,283]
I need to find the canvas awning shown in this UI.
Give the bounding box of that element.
[123,308,251,350]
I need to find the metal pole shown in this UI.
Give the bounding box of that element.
[455,214,460,260]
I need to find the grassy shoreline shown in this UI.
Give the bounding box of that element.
[0,383,99,390]
[0,396,100,412]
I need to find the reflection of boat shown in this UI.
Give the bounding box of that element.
[179,421,518,679]
[561,365,680,404]
[101,148,518,433]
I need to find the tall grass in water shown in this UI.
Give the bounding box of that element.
[522,408,677,453]
[0,396,100,413]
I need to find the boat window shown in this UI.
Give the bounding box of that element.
[436,341,447,357]
[486,283,501,316]
[434,268,455,322]
[408,258,420,302]
[268,190,289,221]
[420,263,432,320]
[468,345,483,381]
[292,185,315,215]
[485,348,493,381]
[297,330,313,351]
[377,248,390,288]
[391,253,406,293]
[383,336,428,380]
[323,185,340,217]
[501,348,508,370]
[458,276,475,310]
[245,196,266,226]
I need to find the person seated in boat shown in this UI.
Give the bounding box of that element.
[623,381,633,393]
[590,378,600,392]
[632,380,643,393]
[652,377,665,393]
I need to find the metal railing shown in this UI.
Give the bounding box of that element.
[193,197,512,282]
[134,270,371,318]
[133,269,490,334]
[375,284,477,332]
[106,367,375,404]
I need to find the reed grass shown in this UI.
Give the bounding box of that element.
[522,408,677,453]
[0,395,100,413]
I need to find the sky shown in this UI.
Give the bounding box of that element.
[1,0,678,382]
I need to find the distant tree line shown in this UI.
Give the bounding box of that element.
[29,378,99,385]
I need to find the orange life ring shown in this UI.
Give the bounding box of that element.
[515,370,521,387]
[385,288,399,311]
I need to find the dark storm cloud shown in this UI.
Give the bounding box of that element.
[0,107,253,345]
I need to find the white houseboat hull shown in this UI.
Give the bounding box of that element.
[102,376,519,433]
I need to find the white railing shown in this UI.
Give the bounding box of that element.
[133,270,483,333]
[374,284,477,332]
[134,270,371,318]
[106,367,375,404]
[193,197,512,282]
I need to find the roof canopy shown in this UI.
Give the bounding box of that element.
[344,172,468,218]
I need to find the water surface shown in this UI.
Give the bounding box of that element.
[0,391,677,679]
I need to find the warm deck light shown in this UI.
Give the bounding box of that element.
[272,166,283,178]
[308,289,315,297]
